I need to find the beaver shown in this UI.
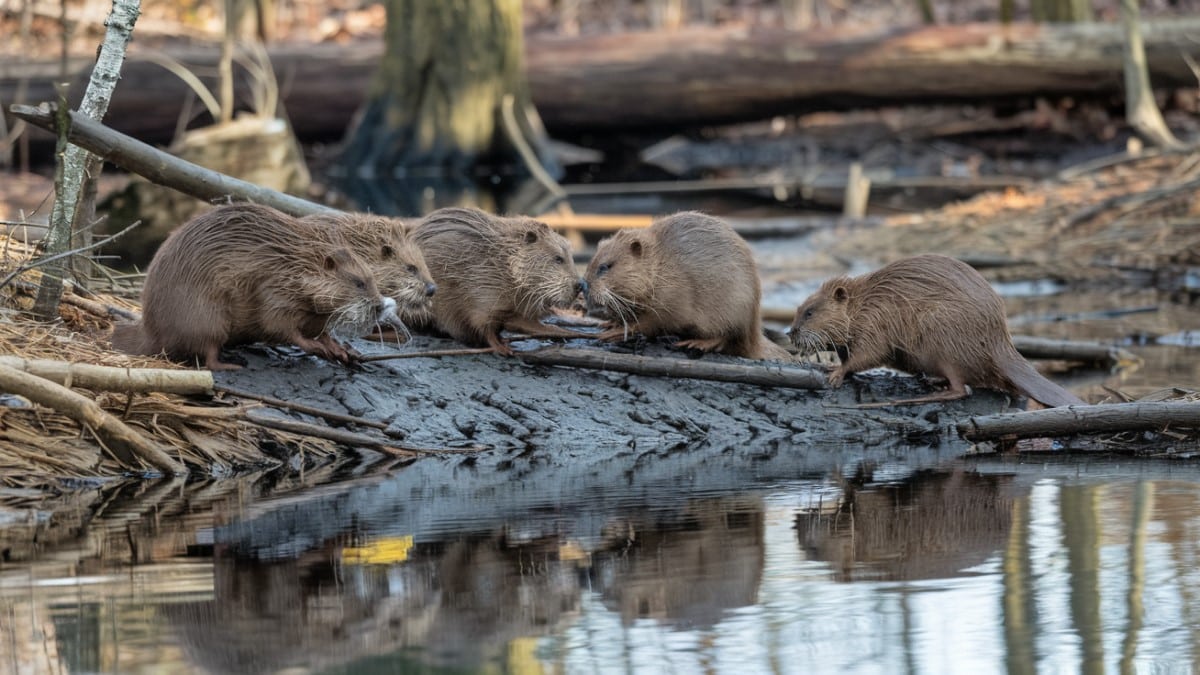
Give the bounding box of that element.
[583,211,791,361]
[111,203,394,371]
[411,207,586,355]
[789,253,1085,407]
[299,212,436,331]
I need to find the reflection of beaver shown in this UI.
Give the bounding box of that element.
[789,254,1084,407]
[583,211,791,360]
[111,204,393,371]
[411,207,586,355]
[300,212,436,327]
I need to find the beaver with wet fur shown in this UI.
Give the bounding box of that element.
[411,207,586,355]
[111,204,394,370]
[300,212,436,330]
[583,211,792,360]
[789,254,1085,407]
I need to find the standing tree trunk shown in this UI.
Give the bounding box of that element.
[1119,0,1183,149]
[339,0,556,184]
[33,0,139,318]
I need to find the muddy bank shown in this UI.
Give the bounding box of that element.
[216,335,1016,455]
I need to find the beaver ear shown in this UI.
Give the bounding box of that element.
[832,285,849,302]
[629,240,643,257]
[524,230,539,244]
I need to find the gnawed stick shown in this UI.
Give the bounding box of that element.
[959,401,1200,441]
[0,356,213,394]
[516,346,827,390]
[0,362,185,474]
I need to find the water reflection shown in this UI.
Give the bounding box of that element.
[6,461,1200,672]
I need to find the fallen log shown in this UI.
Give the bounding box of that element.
[959,401,1200,441]
[0,362,185,474]
[1007,336,1138,367]
[6,19,1200,142]
[0,356,213,394]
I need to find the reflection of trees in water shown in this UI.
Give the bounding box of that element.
[796,466,1015,582]
[590,497,766,630]
[164,496,766,672]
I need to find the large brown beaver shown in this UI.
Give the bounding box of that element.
[111,204,394,371]
[789,254,1085,407]
[411,207,586,355]
[583,211,791,361]
[299,212,436,330]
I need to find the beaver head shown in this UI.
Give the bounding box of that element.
[505,217,586,318]
[789,278,853,357]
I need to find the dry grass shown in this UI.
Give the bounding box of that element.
[0,236,344,493]
[835,150,1200,276]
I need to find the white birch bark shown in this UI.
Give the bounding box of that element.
[34,0,140,317]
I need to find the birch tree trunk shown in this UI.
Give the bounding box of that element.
[33,0,140,318]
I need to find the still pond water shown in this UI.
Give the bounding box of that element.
[6,458,1200,674]
[3,213,1199,674]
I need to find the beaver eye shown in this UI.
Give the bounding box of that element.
[406,264,418,275]
[554,255,565,264]
[355,279,367,290]
[804,309,814,319]
[597,262,611,276]
[381,245,395,259]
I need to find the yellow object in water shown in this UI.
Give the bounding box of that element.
[340,535,414,565]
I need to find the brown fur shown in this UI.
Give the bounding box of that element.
[583,211,790,360]
[110,204,391,371]
[411,207,585,355]
[300,212,436,326]
[789,254,1085,407]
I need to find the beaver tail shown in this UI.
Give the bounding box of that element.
[110,321,158,356]
[1000,348,1085,407]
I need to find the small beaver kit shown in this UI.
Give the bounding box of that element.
[789,254,1084,407]
[583,211,791,361]
[411,207,586,355]
[300,211,436,327]
[111,204,394,370]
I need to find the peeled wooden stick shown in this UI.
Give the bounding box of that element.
[0,356,213,394]
[0,363,185,474]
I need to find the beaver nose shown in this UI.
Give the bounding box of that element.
[576,278,588,295]
[424,282,437,297]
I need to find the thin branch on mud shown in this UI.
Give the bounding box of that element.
[359,347,497,362]
[0,219,143,293]
[220,384,487,451]
[516,346,827,390]
[241,408,485,456]
[959,401,1200,441]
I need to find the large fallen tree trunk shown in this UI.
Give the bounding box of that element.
[5,19,1200,143]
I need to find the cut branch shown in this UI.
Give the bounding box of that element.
[0,356,213,394]
[959,401,1200,441]
[0,362,185,474]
